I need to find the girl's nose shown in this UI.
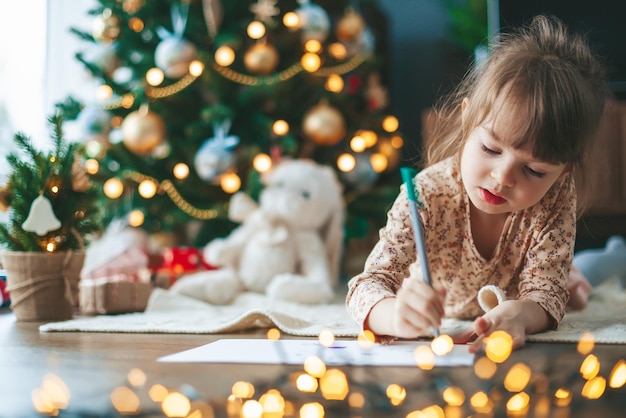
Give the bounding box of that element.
[491,165,515,188]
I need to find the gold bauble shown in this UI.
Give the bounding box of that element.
[93,10,121,44]
[243,43,279,75]
[121,110,166,156]
[302,103,346,146]
[0,185,11,212]
[336,11,365,43]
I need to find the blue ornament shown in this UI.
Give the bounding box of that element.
[194,120,240,182]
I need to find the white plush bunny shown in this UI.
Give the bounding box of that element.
[170,159,344,305]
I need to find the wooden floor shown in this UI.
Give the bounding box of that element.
[1,309,625,418]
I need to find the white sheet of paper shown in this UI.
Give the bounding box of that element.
[158,339,474,367]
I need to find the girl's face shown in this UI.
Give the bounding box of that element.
[460,101,567,216]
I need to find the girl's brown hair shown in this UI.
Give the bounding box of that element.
[425,15,607,189]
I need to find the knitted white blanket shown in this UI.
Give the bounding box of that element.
[40,278,626,344]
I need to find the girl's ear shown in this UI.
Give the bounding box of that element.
[461,97,470,124]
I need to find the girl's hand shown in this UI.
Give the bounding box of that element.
[390,279,446,339]
[464,299,549,353]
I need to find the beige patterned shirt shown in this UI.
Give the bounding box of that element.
[346,156,575,336]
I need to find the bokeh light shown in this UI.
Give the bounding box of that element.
[431,334,454,356]
[484,330,513,363]
[504,363,532,392]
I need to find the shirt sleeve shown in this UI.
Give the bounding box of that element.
[517,178,577,328]
[345,185,418,333]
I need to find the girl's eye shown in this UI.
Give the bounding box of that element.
[524,166,545,178]
[481,144,499,155]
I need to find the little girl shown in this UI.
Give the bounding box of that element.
[346,15,607,350]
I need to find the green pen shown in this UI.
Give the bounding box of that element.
[400,167,440,337]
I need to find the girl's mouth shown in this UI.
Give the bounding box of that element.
[480,188,507,205]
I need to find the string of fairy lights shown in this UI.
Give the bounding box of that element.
[81,1,405,225]
[30,328,626,416]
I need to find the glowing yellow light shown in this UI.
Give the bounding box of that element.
[220,172,241,194]
[442,386,465,406]
[42,374,70,410]
[484,330,513,363]
[382,115,399,132]
[127,368,146,387]
[319,369,349,400]
[304,356,326,378]
[32,388,57,416]
[304,39,322,53]
[577,332,595,355]
[215,45,236,66]
[149,384,169,402]
[580,354,600,380]
[504,363,532,392]
[391,134,404,148]
[128,17,144,32]
[421,405,445,418]
[189,400,215,418]
[247,21,266,39]
[253,153,273,173]
[325,74,344,93]
[138,179,157,198]
[506,392,530,414]
[267,328,281,340]
[110,386,141,414]
[337,153,356,172]
[299,402,324,418]
[296,373,318,393]
[84,159,99,174]
[96,84,114,100]
[272,119,289,136]
[357,130,377,147]
[318,329,335,347]
[146,67,164,86]
[161,391,191,417]
[103,178,124,199]
[369,152,388,173]
[173,163,189,179]
[474,356,497,379]
[357,330,375,349]
[227,395,243,417]
[121,94,135,109]
[470,391,492,414]
[189,60,204,76]
[554,388,572,407]
[128,209,144,227]
[414,345,435,370]
[609,360,626,388]
[50,185,60,194]
[232,381,255,399]
[301,53,321,72]
[282,12,299,29]
[348,392,365,408]
[581,376,606,399]
[46,241,56,253]
[328,42,347,60]
[242,399,263,418]
[259,390,285,415]
[385,384,406,406]
[350,135,367,152]
[431,334,454,356]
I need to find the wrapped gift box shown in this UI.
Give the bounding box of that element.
[79,274,153,315]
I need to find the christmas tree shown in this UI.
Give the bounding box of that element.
[57,0,404,256]
[0,115,104,252]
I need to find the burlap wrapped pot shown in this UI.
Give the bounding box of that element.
[1,251,85,321]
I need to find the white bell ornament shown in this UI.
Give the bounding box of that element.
[22,195,62,236]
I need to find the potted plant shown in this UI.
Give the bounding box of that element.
[0,115,105,321]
